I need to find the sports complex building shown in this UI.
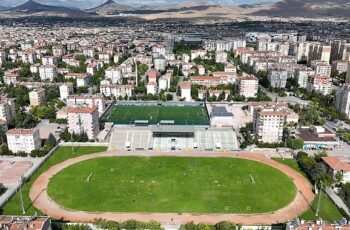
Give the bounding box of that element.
[102,102,239,151]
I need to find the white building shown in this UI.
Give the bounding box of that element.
[180,81,192,102]
[268,68,288,88]
[42,56,58,66]
[294,68,315,88]
[29,88,46,106]
[3,69,20,85]
[39,65,57,81]
[100,84,134,99]
[336,84,350,119]
[147,82,158,95]
[307,75,332,95]
[105,67,122,84]
[154,58,167,71]
[191,50,206,60]
[66,95,106,115]
[67,106,100,140]
[0,97,16,124]
[253,108,286,143]
[59,83,74,100]
[159,74,171,91]
[237,75,259,98]
[215,51,228,64]
[6,129,41,154]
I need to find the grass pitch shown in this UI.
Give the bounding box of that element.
[1,146,107,215]
[47,157,296,214]
[105,105,209,125]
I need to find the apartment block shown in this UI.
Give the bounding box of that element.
[59,83,74,100]
[39,65,57,81]
[294,68,315,88]
[29,88,46,106]
[6,128,41,154]
[100,84,134,98]
[67,106,100,140]
[237,75,259,98]
[66,94,106,116]
[268,68,288,88]
[336,84,350,119]
[307,75,332,95]
[180,81,192,102]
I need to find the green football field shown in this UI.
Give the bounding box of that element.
[105,105,209,125]
[47,157,296,214]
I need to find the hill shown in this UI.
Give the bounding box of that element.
[90,0,136,15]
[251,0,350,17]
[7,0,94,17]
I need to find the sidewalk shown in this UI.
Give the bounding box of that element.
[324,187,350,216]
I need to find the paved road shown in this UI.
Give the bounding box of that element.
[259,85,309,106]
[30,151,314,225]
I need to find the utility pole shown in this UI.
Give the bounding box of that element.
[315,180,323,217]
[135,60,138,87]
[19,176,25,215]
[70,132,75,155]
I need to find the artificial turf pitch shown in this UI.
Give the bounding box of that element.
[105,105,209,125]
[47,157,296,214]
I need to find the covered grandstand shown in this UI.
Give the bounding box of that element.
[109,126,239,151]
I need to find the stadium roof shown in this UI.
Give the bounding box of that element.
[152,126,195,133]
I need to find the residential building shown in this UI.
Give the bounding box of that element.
[336,84,350,119]
[148,70,158,83]
[147,82,158,95]
[100,84,134,98]
[59,83,74,100]
[0,96,16,124]
[42,56,58,66]
[21,51,36,64]
[191,50,206,60]
[29,88,46,106]
[6,128,41,154]
[253,107,286,143]
[67,106,100,140]
[268,68,288,88]
[66,95,106,116]
[198,65,205,75]
[154,58,166,71]
[0,216,52,230]
[180,81,192,102]
[237,75,259,98]
[215,51,227,64]
[39,65,57,81]
[294,68,315,88]
[296,126,340,150]
[4,68,20,85]
[331,60,349,74]
[307,75,332,95]
[312,62,332,77]
[190,76,228,87]
[105,67,122,84]
[322,156,350,183]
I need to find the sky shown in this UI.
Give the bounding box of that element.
[1,0,277,9]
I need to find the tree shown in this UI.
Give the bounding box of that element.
[62,224,91,230]
[0,183,6,196]
[215,221,236,230]
[45,133,57,147]
[287,138,304,150]
[335,171,343,185]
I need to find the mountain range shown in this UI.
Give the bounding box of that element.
[1,0,349,21]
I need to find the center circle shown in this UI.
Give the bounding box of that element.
[47,156,296,214]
